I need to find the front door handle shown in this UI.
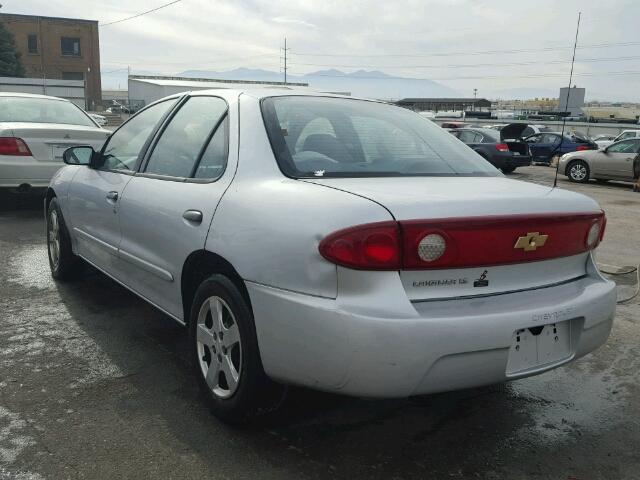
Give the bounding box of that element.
[183,209,203,223]
[106,191,119,202]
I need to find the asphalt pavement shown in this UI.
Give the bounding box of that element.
[0,166,638,479]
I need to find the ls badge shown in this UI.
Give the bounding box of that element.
[514,232,548,252]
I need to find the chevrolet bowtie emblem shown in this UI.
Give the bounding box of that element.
[514,232,549,251]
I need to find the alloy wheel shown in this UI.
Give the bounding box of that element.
[569,163,587,181]
[48,210,61,269]
[196,296,242,399]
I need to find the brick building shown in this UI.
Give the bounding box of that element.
[0,13,102,108]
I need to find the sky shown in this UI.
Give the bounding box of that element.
[6,0,640,101]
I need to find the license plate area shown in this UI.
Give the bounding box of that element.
[52,144,74,161]
[506,320,573,375]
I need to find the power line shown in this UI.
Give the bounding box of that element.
[289,41,640,58]
[100,0,183,27]
[289,55,640,70]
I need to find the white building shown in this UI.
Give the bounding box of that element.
[128,75,310,107]
[0,76,85,107]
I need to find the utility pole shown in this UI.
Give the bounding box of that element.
[127,65,131,112]
[282,37,289,85]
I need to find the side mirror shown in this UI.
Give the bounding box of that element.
[63,146,95,166]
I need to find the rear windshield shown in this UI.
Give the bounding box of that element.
[0,97,96,127]
[261,96,499,178]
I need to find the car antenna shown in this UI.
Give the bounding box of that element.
[554,11,581,188]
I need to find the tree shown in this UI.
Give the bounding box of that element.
[0,21,25,77]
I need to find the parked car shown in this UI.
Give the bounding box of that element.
[525,132,598,164]
[0,93,111,191]
[592,134,617,149]
[595,129,640,149]
[522,124,554,136]
[89,113,107,126]
[559,138,640,183]
[449,125,531,173]
[48,90,615,422]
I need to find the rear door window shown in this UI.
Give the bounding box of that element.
[144,96,227,178]
[458,130,483,143]
[193,115,229,180]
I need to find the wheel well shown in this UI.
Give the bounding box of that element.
[181,250,251,324]
[45,188,56,209]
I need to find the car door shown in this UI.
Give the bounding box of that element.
[116,95,235,321]
[66,98,179,275]
[595,139,640,179]
[526,134,545,161]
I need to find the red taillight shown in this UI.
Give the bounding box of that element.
[318,221,401,270]
[319,212,605,270]
[495,143,509,152]
[0,137,32,156]
[575,145,589,151]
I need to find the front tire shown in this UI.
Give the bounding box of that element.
[47,197,84,280]
[189,275,283,423]
[567,160,590,183]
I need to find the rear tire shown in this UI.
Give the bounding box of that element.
[501,166,516,174]
[47,197,84,280]
[189,274,284,423]
[567,160,590,183]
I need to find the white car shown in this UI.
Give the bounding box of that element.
[89,113,108,126]
[595,129,640,149]
[0,92,110,190]
[47,90,616,422]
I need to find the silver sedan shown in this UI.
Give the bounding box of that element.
[47,89,616,422]
[559,138,640,183]
[0,93,110,190]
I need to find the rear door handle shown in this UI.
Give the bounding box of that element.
[106,191,118,202]
[183,209,203,223]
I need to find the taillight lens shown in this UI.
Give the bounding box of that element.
[0,137,32,156]
[495,143,509,152]
[318,221,401,270]
[575,145,589,151]
[319,212,605,271]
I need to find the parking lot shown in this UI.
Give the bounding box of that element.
[0,166,638,480]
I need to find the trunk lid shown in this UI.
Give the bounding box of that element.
[1,122,110,162]
[500,123,530,156]
[308,176,601,300]
[500,123,529,141]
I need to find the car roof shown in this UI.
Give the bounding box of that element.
[0,91,70,102]
[185,87,365,102]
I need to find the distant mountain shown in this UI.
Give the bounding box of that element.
[178,68,459,99]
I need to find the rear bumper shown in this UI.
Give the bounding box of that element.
[504,154,531,168]
[248,257,616,398]
[487,151,531,169]
[0,156,62,188]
